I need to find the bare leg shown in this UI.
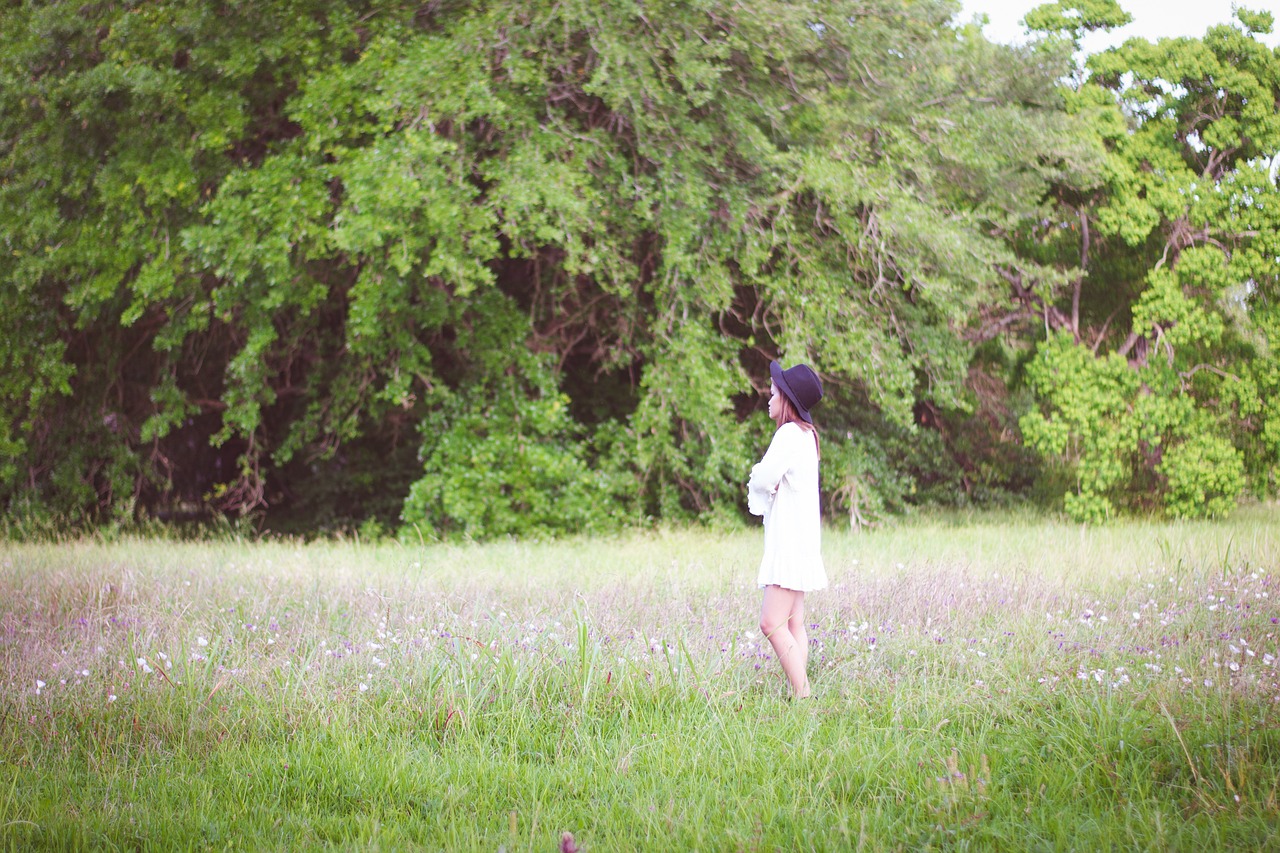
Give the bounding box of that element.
[788,596,808,691]
[759,585,810,698]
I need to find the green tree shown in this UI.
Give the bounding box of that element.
[1,0,372,522]
[1016,5,1279,520]
[0,0,1098,536]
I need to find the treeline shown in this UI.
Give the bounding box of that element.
[2,0,1278,537]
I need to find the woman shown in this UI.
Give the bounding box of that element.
[747,360,826,699]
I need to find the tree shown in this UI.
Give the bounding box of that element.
[1016,5,1279,520]
[1,0,1096,536]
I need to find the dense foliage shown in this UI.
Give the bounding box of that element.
[1018,5,1280,520]
[2,0,1278,536]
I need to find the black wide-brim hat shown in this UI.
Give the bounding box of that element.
[770,360,823,424]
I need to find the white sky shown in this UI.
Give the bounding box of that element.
[957,0,1280,51]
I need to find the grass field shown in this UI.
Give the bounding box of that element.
[2,508,1279,850]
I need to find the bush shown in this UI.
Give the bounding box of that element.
[1159,429,1245,520]
[401,374,628,540]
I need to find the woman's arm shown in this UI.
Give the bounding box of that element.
[747,426,793,516]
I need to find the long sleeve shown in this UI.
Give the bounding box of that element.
[747,426,793,516]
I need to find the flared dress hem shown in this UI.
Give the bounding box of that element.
[755,568,828,593]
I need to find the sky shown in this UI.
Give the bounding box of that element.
[956,0,1280,52]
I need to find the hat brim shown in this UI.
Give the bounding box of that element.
[770,361,814,424]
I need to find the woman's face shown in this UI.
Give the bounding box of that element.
[768,382,782,420]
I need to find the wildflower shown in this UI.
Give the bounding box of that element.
[108,694,117,703]
[137,657,153,674]
[359,683,369,693]
[35,680,45,695]
[197,636,209,647]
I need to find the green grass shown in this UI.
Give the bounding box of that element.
[3,509,1280,850]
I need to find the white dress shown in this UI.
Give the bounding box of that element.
[747,422,827,592]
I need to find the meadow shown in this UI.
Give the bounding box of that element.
[2,509,1279,851]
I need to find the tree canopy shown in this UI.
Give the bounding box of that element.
[2,0,1277,536]
[1018,6,1280,520]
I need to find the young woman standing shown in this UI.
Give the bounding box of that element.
[747,361,826,699]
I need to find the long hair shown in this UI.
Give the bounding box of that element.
[773,392,820,459]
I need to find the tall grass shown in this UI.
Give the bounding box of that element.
[2,509,1279,850]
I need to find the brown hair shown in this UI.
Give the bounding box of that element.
[773,391,820,459]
